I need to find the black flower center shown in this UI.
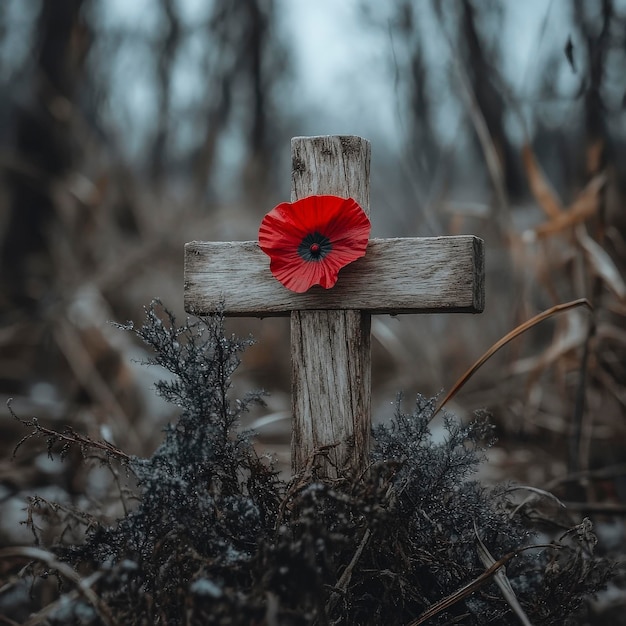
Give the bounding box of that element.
[298,232,332,262]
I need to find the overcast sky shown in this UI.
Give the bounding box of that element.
[92,0,578,151]
[281,0,584,144]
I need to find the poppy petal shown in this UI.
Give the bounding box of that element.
[258,195,371,292]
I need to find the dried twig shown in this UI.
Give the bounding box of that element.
[9,399,130,463]
[0,547,117,626]
[474,522,533,626]
[325,527,372,617]
[433,298,593,418]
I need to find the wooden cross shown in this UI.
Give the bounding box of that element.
[184,135,484,479]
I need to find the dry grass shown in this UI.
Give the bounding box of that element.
[1,3,625,620]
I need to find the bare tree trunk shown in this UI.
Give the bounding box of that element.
[460,0,522,200]
[150,0,181,181]
[0,0,89,309]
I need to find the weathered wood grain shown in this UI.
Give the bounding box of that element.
[290,135,371,477]
[291,309,371,475]
[184,235,485,316]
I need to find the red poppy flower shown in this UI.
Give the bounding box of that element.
[258,195,371,293]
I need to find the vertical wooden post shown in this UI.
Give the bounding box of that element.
[290,136,372,478]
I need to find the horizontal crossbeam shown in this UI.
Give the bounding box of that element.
[184,235,484,316]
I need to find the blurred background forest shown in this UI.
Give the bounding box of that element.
[0,0,625,588]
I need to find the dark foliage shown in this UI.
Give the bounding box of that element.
[3,303,614,625]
